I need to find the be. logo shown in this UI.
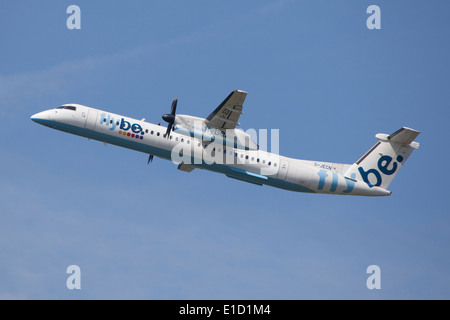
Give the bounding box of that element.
[358,155,404,187]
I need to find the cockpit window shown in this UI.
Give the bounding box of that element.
[56,105,76,111]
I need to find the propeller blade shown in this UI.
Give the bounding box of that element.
[165,123,172,138]
[170,98,178,115]
[162,97,178,139]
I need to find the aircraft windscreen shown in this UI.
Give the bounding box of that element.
[55,105,76,111]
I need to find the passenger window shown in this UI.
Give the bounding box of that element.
[157,132,160,136]
[151,130,154,135]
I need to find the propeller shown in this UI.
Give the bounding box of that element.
[162,98,178,138]
[148,98,177,165]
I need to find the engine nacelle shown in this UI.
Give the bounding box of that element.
[173,114,258,150]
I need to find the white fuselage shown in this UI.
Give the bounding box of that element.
[31,104,391,196]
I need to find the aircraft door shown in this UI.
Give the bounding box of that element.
[85,109,98,131]
[278,159,288,180]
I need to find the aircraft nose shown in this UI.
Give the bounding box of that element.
[31,111,50,125]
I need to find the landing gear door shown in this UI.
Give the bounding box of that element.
[278,159,288,180]
[85,109,98,131]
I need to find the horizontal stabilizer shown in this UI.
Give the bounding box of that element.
[388,127,420,148]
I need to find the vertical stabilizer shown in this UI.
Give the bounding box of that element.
[344,127,420,189]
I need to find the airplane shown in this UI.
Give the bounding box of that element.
[31,90,420,196]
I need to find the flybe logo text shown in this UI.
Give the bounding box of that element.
[99,113,145,136]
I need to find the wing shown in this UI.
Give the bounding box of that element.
[204,90,247,129]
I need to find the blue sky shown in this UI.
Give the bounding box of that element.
[1,0,449,299]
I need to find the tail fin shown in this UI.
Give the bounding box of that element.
[344,127,420,190]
